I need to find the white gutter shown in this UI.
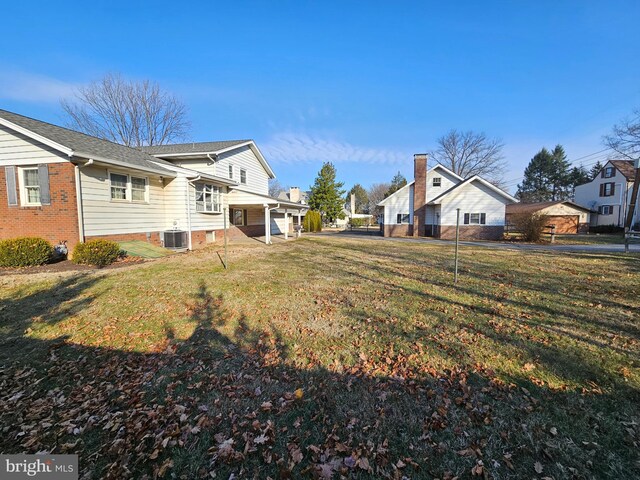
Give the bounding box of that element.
[74,159,94,245]
[184,175,202,250]
[206,153,218,176]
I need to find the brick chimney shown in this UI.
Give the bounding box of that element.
[289,187,300,203]
[413,154,428,237]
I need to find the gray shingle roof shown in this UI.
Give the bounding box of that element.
[142,140,250,155]
[0,109,175,174]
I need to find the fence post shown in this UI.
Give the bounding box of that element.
[550,225,556,244]
[454,208,460,284]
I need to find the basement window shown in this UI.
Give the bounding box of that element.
[464,213,486,225]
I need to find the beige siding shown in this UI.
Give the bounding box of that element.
[80,165,167,236]
[540,204,589,223]
[0,126,68,165]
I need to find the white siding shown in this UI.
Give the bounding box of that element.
[383,184,414,225]
[426,167,460,203]
[80,165,167,236]
[162,175,189,231]
[0,126,68,165]
[188,183,228,232]
[170,145,269,196]
[574,161,633,227]
[439,181,507,226]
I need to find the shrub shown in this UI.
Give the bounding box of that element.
[72,239,122,267]
[509,212,550,242]
[589,225,624,234]
[350,217,366,227]
[303,211,322,232]
[0,237,53,267]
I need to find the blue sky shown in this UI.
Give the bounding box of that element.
[1,1,639,193]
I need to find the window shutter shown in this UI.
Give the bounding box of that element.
[5,166,18,206]
[601,169,605,178]
[38,164,50,205]
[599,184,604,197]
[610,183,615,196]
[229,208,234,224]
[464,213,470,224]
[243,209,248,226]
[480,213,486,225]
[396,213,401,224]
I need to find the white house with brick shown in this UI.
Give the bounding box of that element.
[378,154,517,240]
[0,108,307,253]
[574,160,638,228]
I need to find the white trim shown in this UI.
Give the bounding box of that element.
[0,117,74,157]
[377,181,414,206]
[108,170,150,204]
[430,163,464,181]
[3,158,68,166]
[74,152,175,177]
[428,175,518,204]
[18,166,41,206]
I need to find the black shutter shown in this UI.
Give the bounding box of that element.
[229,208,234,224]
[243,209,248,226]
[38,164,50,205]
[5,166,17,206]
[480,213,486,225]
[464,213,470,224]
[601,169,605,178]
[610,183,615,196]
[599,184,604,197]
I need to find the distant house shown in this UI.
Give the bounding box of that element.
[0,108,307,253]
[574,160,638,228]
[506,201,592,234]
[378,154,517,240]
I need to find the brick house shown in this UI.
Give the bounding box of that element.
[506,201,592,234]
[1,108,306,253]
[378,154,517,240]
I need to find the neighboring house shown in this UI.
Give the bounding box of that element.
[277,186,308,205]
[378,154,517,240]
[574,160,638,228]
[0,108,306,253]
[506,201,592,234]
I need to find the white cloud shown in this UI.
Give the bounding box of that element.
[261,132,412,166]
[0,69,78,103]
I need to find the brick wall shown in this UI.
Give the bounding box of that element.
[439,225,504,240]
[384,224,411,237]
[0,162,80,250]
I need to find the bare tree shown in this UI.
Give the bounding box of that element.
[604,109,640,230]
[268,179,286,198]
[367,182,390,217]
[61,73,190,147]
[430,129,506,183]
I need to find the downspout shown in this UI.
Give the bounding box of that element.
[185,175,201,250]
[74,158,94,244]
[206,153,218,176]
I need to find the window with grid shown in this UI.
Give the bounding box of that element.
[602,167,615,178]
[131,176,147,202]
[598,205,613,215]
[432,177,441,187]
[396,213,410,224]
[464,213,486,225]
[110,173,128,200]
[228,165,233,179]
[599,182,615,197]
[195,184,221,212]
[240,168,247,184]
[22,168,40,204]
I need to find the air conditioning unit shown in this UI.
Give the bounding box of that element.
[163,230,188,249]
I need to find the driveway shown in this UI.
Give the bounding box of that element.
[309,231,640,253]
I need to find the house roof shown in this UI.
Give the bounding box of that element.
[228,189,309,209]
[506,200,592,215]
[609,160,636,181]
[0,108,176,176]
[427,175,518,205]
[141,140,250,155]
[276,189,309,203]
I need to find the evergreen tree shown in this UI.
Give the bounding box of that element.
[385,172,407,197]
[308,162,346,223]
[345,184,369,214]
[517,145,574,202]
[589,161,604,180]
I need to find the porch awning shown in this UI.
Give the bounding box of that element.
[227,189,308,212]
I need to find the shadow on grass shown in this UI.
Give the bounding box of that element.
[0,261,638,479]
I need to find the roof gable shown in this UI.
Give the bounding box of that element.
[428,175,518,205]
[506,200,592,215]
[377,181,413,206]
[607,160,635,181]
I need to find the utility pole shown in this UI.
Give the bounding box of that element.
[454,208,460,284]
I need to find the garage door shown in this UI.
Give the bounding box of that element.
[546,215,579,234]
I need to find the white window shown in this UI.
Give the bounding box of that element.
[109,172,149,203]
[432,177,442,187]
[110,173,128,201]
[195,184,221,213]
[603,166,615,178]
[240,168,247,184]
[228,164,234,179]
[131,176,148,202]
[599,205,613,215]
[396,213,410,224]
[464,213,486,225]
[22,168,41,205]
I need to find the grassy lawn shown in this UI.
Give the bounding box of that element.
[1,236,639,479]
[553,233,625,245]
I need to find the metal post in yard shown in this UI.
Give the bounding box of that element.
[454,208,460,284]
[223,206,228,269]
